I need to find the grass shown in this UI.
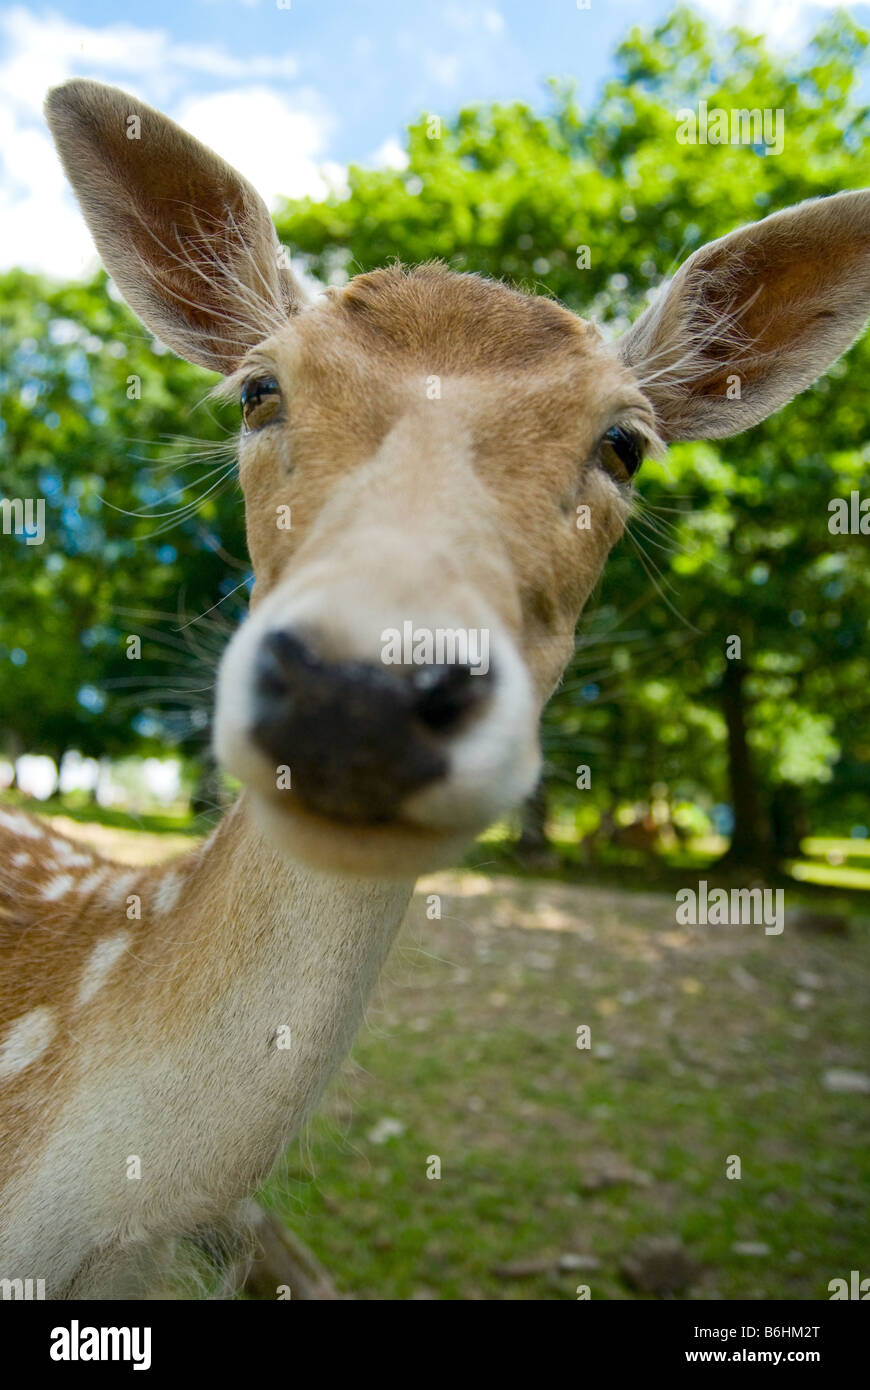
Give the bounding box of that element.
[258,873,870,1300]
[788,860,870,890]
[0,788,206,837]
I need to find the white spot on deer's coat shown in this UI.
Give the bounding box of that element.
[195,826,220,857]
[0,1007,55,1078]
[49,837,93,868]
[42,874,74,901]
[76,930,132,1007]
[104,871,139,907]
[0,809,42,839]
[153,872,183,915]
[11,852,31,868]
[78,867,110,895]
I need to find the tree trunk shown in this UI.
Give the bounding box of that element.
[516,778,558,868]
[4,733,23,790]
[717,661,771,870]
[769,781,807,861]
[190,760,228,818]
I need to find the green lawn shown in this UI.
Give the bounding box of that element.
[260,872,870,1300]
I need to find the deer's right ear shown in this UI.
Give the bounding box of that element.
[618,190,870,441]
[45,79,308,374]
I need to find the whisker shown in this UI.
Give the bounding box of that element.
[174,577,253,632]
[624,528,699,632]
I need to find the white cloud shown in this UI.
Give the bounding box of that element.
[423,52,462,87]
[410,4,505,93]
[0,6,335,278]
[175,87,340,206]
[694,0,847,45]
[1,5,299,115]
[441,3,505,36]
[369,135,410,171]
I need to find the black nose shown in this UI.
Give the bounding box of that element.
[251,631,493,822]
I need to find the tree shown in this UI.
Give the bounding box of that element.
[0,269,244,771]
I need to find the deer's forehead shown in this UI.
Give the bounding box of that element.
[297,267,603,367]
[262,296,636,446]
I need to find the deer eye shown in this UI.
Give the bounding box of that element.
[599,425,644,481]
[241,375,283,431]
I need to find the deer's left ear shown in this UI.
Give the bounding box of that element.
[45,79,309,374]
[618,189,870,441]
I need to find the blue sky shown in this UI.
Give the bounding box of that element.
[0,0,864,277]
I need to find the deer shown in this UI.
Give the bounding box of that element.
[0,77,868,1299]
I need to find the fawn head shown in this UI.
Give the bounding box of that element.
[46,80,870,876]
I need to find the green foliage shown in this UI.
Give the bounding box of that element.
[0,269,243,761]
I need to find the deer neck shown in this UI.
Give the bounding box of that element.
[141,794,414,1164]
[3,796,413,1280]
